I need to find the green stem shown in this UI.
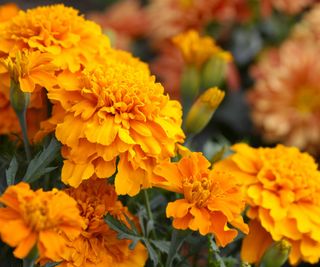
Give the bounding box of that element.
[143,189,157,239]
[208,235,215,267]
[17,110,31,162]
[23,258,35,267]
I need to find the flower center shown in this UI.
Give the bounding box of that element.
[183,175,212,207]
[24,199,52,231]
[294,86,320,114]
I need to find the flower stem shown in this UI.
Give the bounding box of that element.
[143,189,157,239]
[17,110,32,162]
[23,258,35,267]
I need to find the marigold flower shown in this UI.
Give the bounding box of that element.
[0,3,19,22]
[41,49,185,195]
[0,4,110,140]
[248,39,320,155]
[215,143,320,264]
[60,179,147,267]
[154,152,248,246]
[0,182,84,261]
[172,30,232,69]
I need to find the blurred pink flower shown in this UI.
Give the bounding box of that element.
[249,39,320,155]
[88,0,148,50]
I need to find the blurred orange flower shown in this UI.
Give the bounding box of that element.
[154,152,248,246]
[216,143,320,264]
[249,39,320,155]
[88,0,148,50]
[60,179,147,267]
[261,0,315,16]
[40,49,185,195]
[0,182,84,261]
[0,3,19,22]
[146,0,251,46]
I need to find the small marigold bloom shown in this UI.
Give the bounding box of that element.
[185,87,225,135]
[88,0,148,50]
[172,30,232,69]
[0,182,84,261]
[0,3,19,22]
[215,143,320,264]
[60,179,147,267]
[2,50,57,93]
[41,49,185,195]
[154,152,248,247]
[249,39,320,155]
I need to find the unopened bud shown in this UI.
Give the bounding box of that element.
[184,87,225,135]
[10,79,30,114]
[259,240,291,267]
[201,53,231,89]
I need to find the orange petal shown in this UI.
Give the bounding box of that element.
[13,232,37,259]
[166,199,192,218]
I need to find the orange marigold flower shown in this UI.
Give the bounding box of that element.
[0,182,84,261]
[40,49,185,196]
[215,143,320,265]
[59,179,147,267]
[172,30,232,69]
[154,152,248,247]
[0,4,110,140]
[0,3,19,22]
[248,39,320,155]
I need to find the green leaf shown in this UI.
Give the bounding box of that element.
[42,262,61,267]
[23,138,60,183]
[5,156,18,186]
[166,230,189,267]
[151,240,170,254]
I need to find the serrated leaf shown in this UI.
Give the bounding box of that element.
[146,219,154,237]
[5,156,18,186]
[23,138,60,183]
[151,240,170,254]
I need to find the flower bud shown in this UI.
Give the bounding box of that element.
[259,240,291,267]
[10,79,30,114]
[184,87,225,135]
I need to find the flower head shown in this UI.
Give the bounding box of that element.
[261,0,314,16]
[0,182,84,261]
[216,143,320,264]
[249,39,320,155]
[154,152,248,246]
[41,49,185,195]
[60,179,147,267]
[2,50,57,93]
[172,30,232,69]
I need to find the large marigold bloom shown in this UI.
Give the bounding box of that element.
[154,152,248,246]
[41,49,185,195]
[216,143,320,265]
[248,39,320,155]
[0,4,110,139]
[0,182,84,261]
[60,179,147,267]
